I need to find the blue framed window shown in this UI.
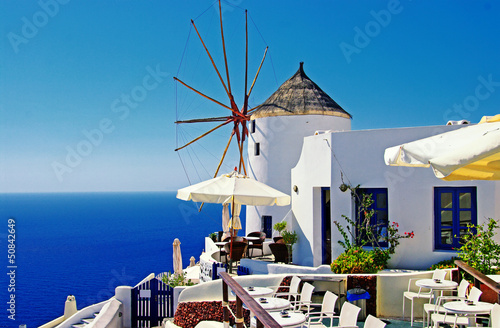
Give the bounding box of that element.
[355,188,389,247]
[434,187,477,250]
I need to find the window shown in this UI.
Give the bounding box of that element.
[355,188,389,247]
[250,120,256,133]
[262,215,272,238]
[254,142,260,156]
[434,187,477,250]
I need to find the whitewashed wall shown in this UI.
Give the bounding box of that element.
[292,124,500,269]
[246,114,351,235]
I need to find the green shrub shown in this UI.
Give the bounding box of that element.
[330,247,385,274]
[161,271,195,288]
[457,218,500,275]
[430,257,458,270]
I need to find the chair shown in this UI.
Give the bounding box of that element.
[402,269,448,326]
[269,242,289,263]
[306,291,338,328]
[424,279,470,328]
[247,231,266,258]
[273,236,284,243]
[224,241,247,272]
[330,301,361,328]
[290,282,315,315]
[364,315,387,328]
[431,286,483,328]
[472,303,500,328]
[273,275,301,301]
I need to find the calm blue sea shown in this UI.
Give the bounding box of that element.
[0,192,245,328]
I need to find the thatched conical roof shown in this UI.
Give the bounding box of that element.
[251,62,351,119]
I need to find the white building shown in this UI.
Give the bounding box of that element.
[246,63,500,270]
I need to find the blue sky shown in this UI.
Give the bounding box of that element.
[1,0,499,193]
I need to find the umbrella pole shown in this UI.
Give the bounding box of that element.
[229,198,235,273]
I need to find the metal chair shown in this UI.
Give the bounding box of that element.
[290,282,315,315]
[430,286,483,328]
[424,279,470,328]
[364,315,387,328]
[330,301,361,328]
[402,269,448,326]
[272,275,301,301]
[306,290,338,328]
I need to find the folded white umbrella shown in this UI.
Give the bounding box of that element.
[173,238,182,275]
[384,115,500,180]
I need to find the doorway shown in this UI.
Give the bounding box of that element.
[321,187,331,264]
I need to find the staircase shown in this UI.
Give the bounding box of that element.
[71,312,99,328]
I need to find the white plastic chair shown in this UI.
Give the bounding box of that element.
[272,276,301,301]
[403,269,448,326]
[306,291,338,328]
[431,286,483,328]
[330,301,361,328]
[423,279,470,328]
[290,282,315,315]
[471,303,500,328]
[364,315,387,328]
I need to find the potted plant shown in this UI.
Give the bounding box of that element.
[209,232,217,243]
[282,229,298,263]
[273,222,287,237]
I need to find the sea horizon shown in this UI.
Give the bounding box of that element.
[0,191,245,327]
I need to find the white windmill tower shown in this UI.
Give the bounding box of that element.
[246,62,352,236]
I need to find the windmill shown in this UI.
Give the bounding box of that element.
[174,0,268,178]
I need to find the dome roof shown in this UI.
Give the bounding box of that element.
[251,62,352,119]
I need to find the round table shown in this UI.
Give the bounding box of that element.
[443,301,494,314]
[254,297,290,311]
[243,287,274,297]
[268,311,306,328]
[416,279,458,290]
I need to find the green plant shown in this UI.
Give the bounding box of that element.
[161,271,195,288]
[456,218,500,275]
[331,184,414,273]
[330,247,385,274]
[430,257,458,270]
[273,222,287,236]
[209,232,217,242]
[282,230,298,246]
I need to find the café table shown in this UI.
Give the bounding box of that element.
[254,297,290,312]
[268,311,306,328]
[245,236,261,258]
[215,242,228,262]
[239,287,274,297]
[437,300,494,327]
[416,279,458,291]
[416,279,458,302]
[443,300,494,315]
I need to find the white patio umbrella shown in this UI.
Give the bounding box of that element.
[177,170,291,265]
[177,171,291,206]
[384,115,500,180]
[173,238,182,276]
